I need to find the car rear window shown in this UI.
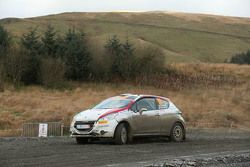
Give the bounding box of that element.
[156,98,169,109]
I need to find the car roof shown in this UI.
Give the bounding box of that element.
[120,93,170,101]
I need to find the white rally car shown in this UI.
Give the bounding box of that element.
[70,94,186,144]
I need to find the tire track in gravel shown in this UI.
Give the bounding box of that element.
[1,130,250,167]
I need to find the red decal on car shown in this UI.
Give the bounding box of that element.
[98,101,134,119]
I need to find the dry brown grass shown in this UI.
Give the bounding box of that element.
[170,63,250,80]
[0,63,250,136]
[136,63,248,90]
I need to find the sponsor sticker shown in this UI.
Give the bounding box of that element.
[98,120,108,124]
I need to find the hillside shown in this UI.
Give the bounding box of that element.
[1,12,250,63]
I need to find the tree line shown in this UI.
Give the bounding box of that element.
[0,25,165,89]
[228,50,250,65]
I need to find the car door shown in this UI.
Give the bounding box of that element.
[131,97,161,135]
[157,98,177,134]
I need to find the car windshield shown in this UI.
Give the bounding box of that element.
[93,97,132,109]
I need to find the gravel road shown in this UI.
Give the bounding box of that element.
[0,129,250,167]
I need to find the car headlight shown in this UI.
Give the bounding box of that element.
[97,113,117,124]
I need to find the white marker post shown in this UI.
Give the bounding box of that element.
[38,123,48,137]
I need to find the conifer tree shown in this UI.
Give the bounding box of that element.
[121,39,135,78]
[0,25,11,59]
[63,29,91,80]
[41,25,58,58]
[105,35,123,77]
[230,50,250,64]
[20,28,41,84]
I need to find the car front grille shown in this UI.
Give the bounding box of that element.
[74,121,95,132]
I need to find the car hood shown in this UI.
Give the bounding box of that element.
[74,109,113,121]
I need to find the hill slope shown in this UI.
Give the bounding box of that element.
[1,12,250,63]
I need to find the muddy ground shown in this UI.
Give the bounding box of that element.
[0,129,250,167]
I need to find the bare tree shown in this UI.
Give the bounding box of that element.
[0,62,4,92]
[40,57,65,88]
[5,48,28,87]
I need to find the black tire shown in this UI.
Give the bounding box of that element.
[114,123,128,145]
[76,137,89,144]
[170,123,185,142]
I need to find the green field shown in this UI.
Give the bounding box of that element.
[1,12,250,63]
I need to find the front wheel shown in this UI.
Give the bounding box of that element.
[170,123,185,142]
[114,123,128,145]
[76,137,89,144]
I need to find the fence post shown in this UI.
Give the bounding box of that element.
[61,124,64,136]
[21,124,24,137]
[229,122,233,135]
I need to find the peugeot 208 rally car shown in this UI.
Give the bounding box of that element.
[70,94,186,144]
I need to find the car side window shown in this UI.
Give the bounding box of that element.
[156,98,169,110]
[130,103,137,112]
[136,98,157,111]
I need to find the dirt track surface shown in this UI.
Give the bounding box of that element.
[0,129,250,167]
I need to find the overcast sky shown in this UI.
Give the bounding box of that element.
[0,0,250,19]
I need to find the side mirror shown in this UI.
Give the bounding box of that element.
[139,108,147,115]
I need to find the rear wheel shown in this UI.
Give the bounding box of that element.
[76,137,89,144]
[170,123,185,142]
[114,123,128,145]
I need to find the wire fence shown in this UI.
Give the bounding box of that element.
[0,121,249,137]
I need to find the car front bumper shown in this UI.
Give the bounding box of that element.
[70,120,118,138]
